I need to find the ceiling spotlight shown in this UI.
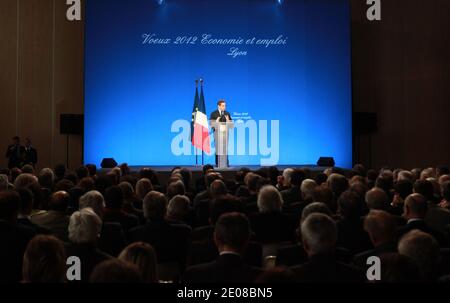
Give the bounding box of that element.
[277,0,284,5]
[158,0,165,5]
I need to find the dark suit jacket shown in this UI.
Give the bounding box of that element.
[17,217,51,235]
[336,217,373,254]
[249,211,297,244]
[6,144,25,168]
[103,209,139,234]
[425,204,450,234]
[128,218,191,268]
[98,222,127,257]
[23,146,38,166]
[280,186,301,206]
[31,210,69,242]
[210,110,233,125]
[397,219,447,246]
[65,242,111,282]
[0,220,36,282]
[290,254,365,283]
[276,245,353,267]
[183,253,262,283]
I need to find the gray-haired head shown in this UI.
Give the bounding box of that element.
[301,179,317,201]
[301,202,332,223]
[301,213,337,256]
[79,190,105,218]
[365,187,389,210]
[68,208,102,244]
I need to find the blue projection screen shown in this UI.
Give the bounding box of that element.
[84,0,352,167]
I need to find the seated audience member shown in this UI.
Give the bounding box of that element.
[312,185,335,212]
[397,170,414,182]
[103,185,139,233]
[166,180,186,200]
[16,188,50,234]
[390,179,413,216]
[277,203,353,267]
[66,208,111,282]
[327,173,349,205]
[398,230,441,281]
[135,178,153,206]
[398,193,446,245]
[0,190,36,282]
[290,213,364,282]
[353,210,398,268]
[183,212,262,283]
[281,169,306,205]
[335,190,372,254]
[119,242,158,283]
[250,185,296,244]
[0,174,11,191]
[79,190,127,256]
[166,195,192,225]
[300,179,317,205]
[31,191,70,241]
[118,181,144,220]
[194,175,226,225]
[365,187,389,210]
[276,168,294,191]
[128,191,191,270]
[22,235,66,283]
[426,181,450,234]
[194,164,214,193]
[413,179,435,202]
[378,253,422,283]
[90,259,143,283]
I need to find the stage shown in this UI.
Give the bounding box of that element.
[100,165,337,185]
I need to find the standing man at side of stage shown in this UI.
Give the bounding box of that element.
[5,136,25,169]
[23,138,38,168]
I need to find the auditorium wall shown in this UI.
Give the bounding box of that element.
[0,0,449,170]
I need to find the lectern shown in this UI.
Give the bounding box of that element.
[210,121,234,168]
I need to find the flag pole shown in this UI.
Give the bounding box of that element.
[195,79,199,166]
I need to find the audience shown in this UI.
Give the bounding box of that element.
[1,163,450,283]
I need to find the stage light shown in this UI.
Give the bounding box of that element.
[277,0,284,5]
[158,0,165,5]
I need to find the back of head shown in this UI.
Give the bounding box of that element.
[21,164,34,174]
[0,190,20,222]
[209,179,227,198]
[327,173,349,197]
[136,178,153,200]
[365,187,389,210]
[76,166,89,180]
[22,235,66,283]
[105,185,124,210]
[404,193,428,219]
[290,169,306,187]
[119,181,134,199]
[90,259,143,283]
[420,167,436,180]
[214,212,250,253]
[167,195,190,221]
[394,179,413,200]
[312,185,334,209]
[14,173,38,190]
[301,179,318,202]
[0,174,10,191]
[79,190,105,217]
[48,191,70,212]
[398,230,440,280]
[68,208,102,244]
[54,164,66,179]
[364,210,397,244]
[16,188,34,215]
[38,168,54,189]
[257,185,283,213]
[166,180,186,200]
[301,202,332,222]
[143,191,167,219]
[413,179,434,202]
[301,213,337,256]
[209,195,240,225]
[337,190,362,219]
[118,242,157,283]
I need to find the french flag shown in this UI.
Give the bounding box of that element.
[191,81,211,154]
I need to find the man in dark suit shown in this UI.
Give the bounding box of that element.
[210,100,232,167]
[183,212,262,283]
[280,169,306,206]
[397,193,447,245]
[0,190,36,282]
[291,213,365,283]
[5,136,25,169]
[23,138,38,168]
[354,210,398,268]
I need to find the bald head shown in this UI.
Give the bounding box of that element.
[365,187,389,210]
[49,191,70,212]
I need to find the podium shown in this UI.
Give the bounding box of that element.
[210,121,234,168]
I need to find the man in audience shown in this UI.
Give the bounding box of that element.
[183,212,262,283]
[0,190,36,282]
[31,191,70,241]
[103,185,139,233]
[398,230,441,281]
[300,179,317,205]
[250,185,296,244]
[353,210,398,268]
[280,169,306,205]
[425,180,450,233]
[16,188,50,234]
[290,213,364,282]
[365,187,389,210]
[5,136,25,169]
[79,190,127,256]
[276,168,293,191]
